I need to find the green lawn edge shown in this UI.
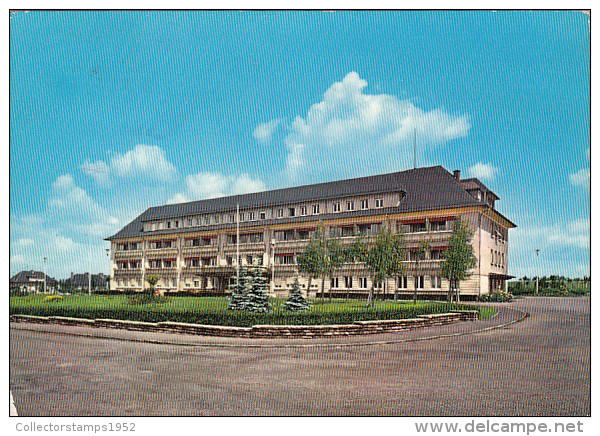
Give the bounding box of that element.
[10,295,497,328]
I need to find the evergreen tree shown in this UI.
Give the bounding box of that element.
[228,267,250,310]
[284,277,310,311]
[247,266,271,313]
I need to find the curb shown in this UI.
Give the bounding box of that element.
[9,308,528,349]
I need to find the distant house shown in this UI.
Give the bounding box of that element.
[10,270,57,293]
[66,272,109,292]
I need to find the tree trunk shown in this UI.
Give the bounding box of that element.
[306,276,312,299]
[320,275,325,303]
[367,287,374,307]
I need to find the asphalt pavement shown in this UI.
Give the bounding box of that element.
[9,297,590,416]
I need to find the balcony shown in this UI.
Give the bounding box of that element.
[404,230,452,245]
[114,249,143,259]
[147,247,178,257]
[181,245,218,256]
[223,242,265,253]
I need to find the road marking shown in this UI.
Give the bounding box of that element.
[10,391,18,416]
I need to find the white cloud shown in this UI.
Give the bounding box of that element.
[253,119,281,142]
[569,168,590,187]
[283,72,470,179]
[82,144,176,184]
[171,172,266,203]
[81,160,111,185]
[10,175,123,278]
[511,219,590,251]
[469,162,497,181]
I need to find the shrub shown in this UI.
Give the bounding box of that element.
[43,295,63,303]
[478,291,513,302]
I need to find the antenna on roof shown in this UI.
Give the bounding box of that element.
[413,128,416,169]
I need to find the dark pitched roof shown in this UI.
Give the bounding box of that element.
[106,166,493,240]
[10,270,57,285]
[69,273,108,287]
[459,178,498,198]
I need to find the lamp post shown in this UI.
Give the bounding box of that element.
[535,249,540,295]
[271,238,276,294]
[43,256,47,293]
[106,248,110,291]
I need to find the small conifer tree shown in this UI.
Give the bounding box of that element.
[247,266,271,313]
[228,267,250,310]
[284,277,310,312]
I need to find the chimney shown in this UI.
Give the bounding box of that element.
[453,170,461,181]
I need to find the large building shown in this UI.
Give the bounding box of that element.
[106,166,516,298]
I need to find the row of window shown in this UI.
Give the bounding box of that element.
[330,275,444,290]
[491,250,505,268]
[146,197,387,232]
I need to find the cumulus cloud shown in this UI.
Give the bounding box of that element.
[283,72,470,179]
[253,119,281,142]
[570,168,590,187]
[17,238,34,247]
[82,144,176,184]
[469,162,497,181]
[169,172,266,203]
[511,219,590,251]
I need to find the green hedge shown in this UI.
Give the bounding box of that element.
[10,296,479,327]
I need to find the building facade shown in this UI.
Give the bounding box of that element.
[106,166,516,298]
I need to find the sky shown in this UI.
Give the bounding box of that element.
[9,10,590,280]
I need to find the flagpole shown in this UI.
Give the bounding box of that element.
[236,204,240,283]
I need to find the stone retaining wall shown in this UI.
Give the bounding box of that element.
[10,310,478,339]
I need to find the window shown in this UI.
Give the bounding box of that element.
[414,276,424,289]
[191,259,199,267]
[277,208,284,218]
[398,276,408,289]
[249,212,255,221]
[375,198,383,208]
[297,229,314,240]
[502,253,505,268]
[409,222,427,233]
[491,249,494,266]
[246,255,253,266]
[344,276,353,289]
[159,222,164,230]
[260,211,266,220]
[431,276,442,289]
[163,260,174,268]
[312,204,320,214]
[204,216,210,225]
[187,218,193,227]
[214,215,220,224]
[347,201,355,211]
[361,199,369,210]
[240,212,245,222]
[341,226,354,237]
[430,220,448,231]
[330,277,339,289]
[333,202,341,212]
[288,207,295,217]
[300,206,307,216]
[430,249,444,260]
[276,255,295,265]
[359,277,368,289]
[175,220,179,228]
[229,214,235,223]
[151,223,156,231]
[167,221,172,229]
[226,256,233,266]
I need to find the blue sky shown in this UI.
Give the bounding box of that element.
[9,10,590,279]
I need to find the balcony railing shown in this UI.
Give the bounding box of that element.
[114,249,143,258]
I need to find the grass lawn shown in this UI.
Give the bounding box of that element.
[10,294,496,327]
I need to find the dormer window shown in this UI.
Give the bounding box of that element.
[333,202,341,212]
[375,198,383,208]
[361,199,369,210]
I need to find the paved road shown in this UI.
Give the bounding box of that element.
[9,297,590,416]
